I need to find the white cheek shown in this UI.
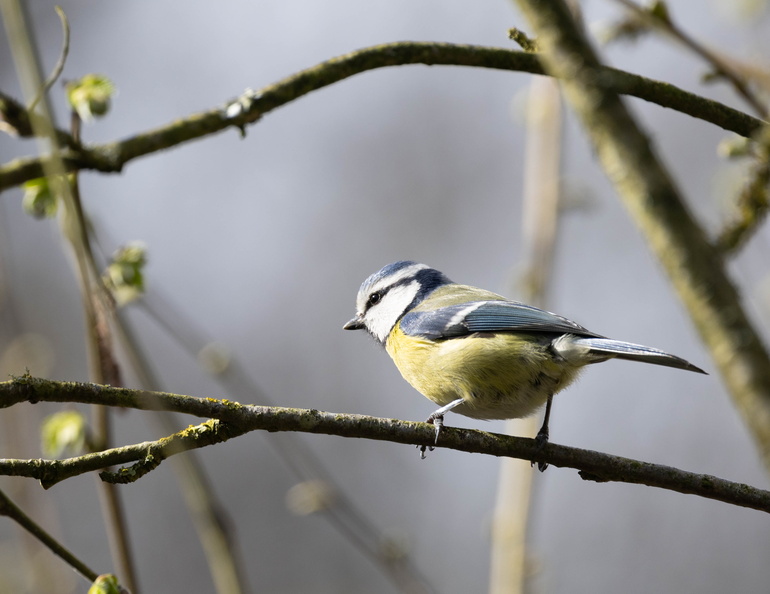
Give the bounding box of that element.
[365,281,420,343]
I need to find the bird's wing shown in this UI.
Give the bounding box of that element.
[399,300,601,340]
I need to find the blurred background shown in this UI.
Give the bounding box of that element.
[1,0,770,592]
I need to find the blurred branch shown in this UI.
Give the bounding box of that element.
[27,5,69,112]
[0,4,74,145]
[1,377,770,514]
[62,126,136,594]
[715,128,770,254]
[1,3,137,590]
[0,41,765,193]
[610,0,767,116]
[110,312,250,594]
[513,0,770,472]
[0,488,99,583]
[132,294,436,594]
[490,77,564,594]
[716,160,770,253]
[0,91,79,147]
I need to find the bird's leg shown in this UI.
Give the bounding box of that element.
[535,394,553,447]
[426,397,465,442]
[534,394,553,472]
[419,398,465,459]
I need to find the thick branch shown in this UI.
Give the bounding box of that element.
[716,158,770,253]
[514,0,770,471]
[0,377,769,513]
[0,41,764,193]
[716,127,770,254]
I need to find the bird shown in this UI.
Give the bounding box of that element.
[343,261,706,461]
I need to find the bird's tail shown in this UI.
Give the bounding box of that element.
[569,337,707,374]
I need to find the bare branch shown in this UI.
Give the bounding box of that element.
[1,42,764,193]
[716,128,770,254]
[27,5,70,112]
[0,91,79,148]
[0,488,99,583]
[716,159,770,253]
[513,0,770,472]
[610,0,767,116]
[1,377,769,513]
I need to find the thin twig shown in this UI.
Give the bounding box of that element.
[610,0,767,116]
[1,2,138,589]
[27,5,70,112]
[489,76,565,594]
[60,58,138,594]
[132,293,437,594]
[0,488,99,583]
[111,309,250,594]
[1,42,765,193]
[1,377,769,514]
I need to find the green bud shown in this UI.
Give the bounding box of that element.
[41,410,87,457]
[66,74,115,122]
[22,178,58,219]
[718,136,754,159]
[198,342,232,375]
[104,241,148,305]
[88,574,122,594]
[286,480,335,515]
[507,28,539,52]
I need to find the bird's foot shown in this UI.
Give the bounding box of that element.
[418,413,444,459]
[533,426,549,472]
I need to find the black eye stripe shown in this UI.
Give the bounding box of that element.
[364,283,396,312]
[365,276,423,311]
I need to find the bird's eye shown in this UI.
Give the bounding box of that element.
[368,291,381,306]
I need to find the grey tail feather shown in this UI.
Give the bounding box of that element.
[575,338,708,375]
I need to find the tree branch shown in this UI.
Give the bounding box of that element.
[0,488,99,583]
[611,0,767,116]
[514,0,770,473]
[1,41,764,193]
[27,5,70,112]
[716,158,770,253]
[1,377,769,514]
[715,127,770,254]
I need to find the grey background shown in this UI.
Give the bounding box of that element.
[1,1,769,592]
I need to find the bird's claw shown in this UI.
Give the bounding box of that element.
[533,427,550,472]
[418,413,444,459]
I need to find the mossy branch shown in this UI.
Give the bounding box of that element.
[716,158,770,253]
[1,41,765,193]
[715,127,770,254]
[1,376,769,514]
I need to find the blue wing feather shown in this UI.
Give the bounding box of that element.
[400,301,601,340]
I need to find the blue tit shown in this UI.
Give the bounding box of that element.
[343,261,706,456]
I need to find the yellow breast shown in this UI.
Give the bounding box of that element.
[385,323,582,420]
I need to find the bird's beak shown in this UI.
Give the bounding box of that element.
[343,317,365,331]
